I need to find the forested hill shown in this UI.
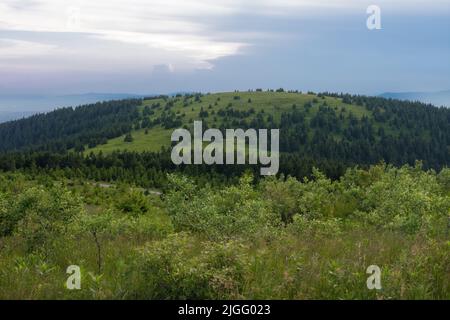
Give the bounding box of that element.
[0,99,142,152]
[0,91,448,176]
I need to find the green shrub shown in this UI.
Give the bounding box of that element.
[289,215,343,237]
[108,212,174,239]
[351,165,449,234]
[4,184,83,253]
[124,233,247,299]
[165,174,280,240]
[115,188,151,217]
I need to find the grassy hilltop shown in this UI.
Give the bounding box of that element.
[89,91,370,153]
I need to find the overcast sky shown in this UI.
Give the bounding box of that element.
[0,0,449,95]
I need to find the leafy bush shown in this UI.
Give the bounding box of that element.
[289,215,343,237]
[107,211,174,239]
[349,164,449,234]
[165,174,281,240]
[124,233,248,299]
[263,164,449,235]
[1,184,83,253]
[437,168,450,194]
[115,188,151,217]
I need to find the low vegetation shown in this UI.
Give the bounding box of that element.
[0,163,448,299]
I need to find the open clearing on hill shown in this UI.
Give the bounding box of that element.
[90,91,369,153]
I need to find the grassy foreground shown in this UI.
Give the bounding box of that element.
[0,163,449,299]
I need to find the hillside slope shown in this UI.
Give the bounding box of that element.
[90,91,369,153]
[0,91,448,172]
[0,99,142,152]
[88,90,449,170]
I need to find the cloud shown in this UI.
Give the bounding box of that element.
[0,38,57,58]
[0,0,448,95]
[0,0,249,69]
[0,0,447,70]
[152,64,174,76]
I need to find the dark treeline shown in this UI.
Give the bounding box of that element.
[264,95,446,170]
[0,99,142,152]
[0,149,351,188]
[277,103,449,170]
[195,95,449,171]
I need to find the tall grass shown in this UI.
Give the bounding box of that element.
[0,164,448,299]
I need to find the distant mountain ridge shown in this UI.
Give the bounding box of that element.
[379,90,450,107]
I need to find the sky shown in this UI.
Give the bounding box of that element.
[0,0,449,96]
